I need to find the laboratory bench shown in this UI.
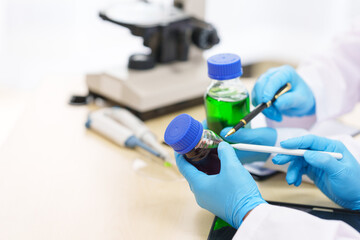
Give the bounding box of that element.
[0,75,359,240]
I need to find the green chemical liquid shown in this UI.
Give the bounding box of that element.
[205,88,250,135]
[213,217,232,230]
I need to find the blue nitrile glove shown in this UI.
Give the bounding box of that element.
[252,65,316,122]
[176,142,267,228]
[201,119,208,129]
[220,127,277,164]
[272,135,360,210]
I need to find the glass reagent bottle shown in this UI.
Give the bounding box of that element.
[164,114,223,175]
[205,53,250,135]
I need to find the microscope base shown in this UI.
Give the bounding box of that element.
[89,90,203,121]
[86,59,209,120]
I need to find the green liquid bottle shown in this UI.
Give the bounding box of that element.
[205,53,250,135]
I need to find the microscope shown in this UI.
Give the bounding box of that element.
[85,0,219,120]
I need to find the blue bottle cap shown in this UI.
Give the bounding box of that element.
[207,53,243,80]
[164,114,203,154]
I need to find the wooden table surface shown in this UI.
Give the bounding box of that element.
[0,75,359,240]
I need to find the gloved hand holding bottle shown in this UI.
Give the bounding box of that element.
[175,141,267,228]
[252,65,316,121]
[273,135,360,210]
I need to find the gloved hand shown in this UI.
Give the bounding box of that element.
[273,135,360,210]
[176,142,267,228]
[252,65,316,121]
[220,127,277,164]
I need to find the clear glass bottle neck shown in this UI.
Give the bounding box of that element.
[194,129,223,150]
[208,76,247,89]
[206,76,248,102]
[211,77,243,84]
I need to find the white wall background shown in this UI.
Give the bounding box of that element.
[205,0,360,64]
[0,0,359,89]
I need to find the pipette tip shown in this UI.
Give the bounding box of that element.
[162,155,176,166]
[163,162,172,167]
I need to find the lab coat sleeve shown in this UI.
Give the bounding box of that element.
[233,204,360,240]
[297,18,360,122]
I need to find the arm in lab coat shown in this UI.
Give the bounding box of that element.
[297,19,360,122]
[267,19,360,129]
[233,204,360,240]
[237,25,360,236]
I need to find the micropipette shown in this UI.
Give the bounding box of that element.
[86,110,161,158]
[107,107,175,165]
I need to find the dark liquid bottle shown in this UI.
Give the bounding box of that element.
[185,148,220,175]
[164,114,223,175]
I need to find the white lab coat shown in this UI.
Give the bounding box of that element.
[234,204,360,240]
[235,18,360,239]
